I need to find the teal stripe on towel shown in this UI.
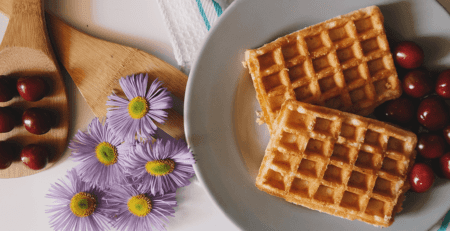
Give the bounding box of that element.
[196,0,211,31]
[438,210,450,231]
[212,0,223,17]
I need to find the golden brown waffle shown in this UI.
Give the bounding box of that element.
[244,6,401,132]
[255,100,417,227]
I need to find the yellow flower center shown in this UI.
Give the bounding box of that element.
[128,96,149,119]
[127,194,152,217]
[95,142,118,166]
[145,159,175,176]
[70,192,97,217]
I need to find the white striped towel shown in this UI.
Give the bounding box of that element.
[155,0,450,230]
[156,0,233,72]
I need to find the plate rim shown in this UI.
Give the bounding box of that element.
[184,0,245,229]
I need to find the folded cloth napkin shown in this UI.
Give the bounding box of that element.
[155,1,450,230]
[156,0,234,72]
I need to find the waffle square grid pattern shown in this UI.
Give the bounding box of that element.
[255,100,417,227]
[244,6,401,132]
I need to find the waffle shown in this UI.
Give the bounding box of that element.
[255,100,417,227]
[244,6,401,132]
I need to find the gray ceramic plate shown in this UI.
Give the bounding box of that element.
[185,0,450,230]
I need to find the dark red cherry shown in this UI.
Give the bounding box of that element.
[0,77,15,102]
[439,153,450,179]
[0,107,16,133]
[0,142,14,169]
[384,97,415,124]
[22,108,53,135]
[16,76,49,102]
[402,70,432,98]
[417,134,446,159]
[394,41,424,69]
[408,163,435,193]
[417,96,449,131]
[20,144,49,170]
[436,69,450,99]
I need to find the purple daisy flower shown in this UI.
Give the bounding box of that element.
[69,117,132,189]
[123,137,195,195]
[106,73,173,142]
[46,169,115,231]
[106,184,176,231]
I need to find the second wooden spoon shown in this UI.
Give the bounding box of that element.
[44,13,187,139]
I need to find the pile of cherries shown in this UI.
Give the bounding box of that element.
[0,76,53,171]
[375,41,450,193]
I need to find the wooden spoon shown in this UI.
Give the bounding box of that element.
[44,13,187,139]
[0,0,69,178]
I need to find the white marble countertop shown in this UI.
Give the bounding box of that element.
[0,0,240,230]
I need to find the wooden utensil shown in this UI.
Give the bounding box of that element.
[1,2,186,139]
[44,13,187,139]
[0,0,69,178]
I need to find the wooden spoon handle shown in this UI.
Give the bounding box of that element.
[0,0,52,56]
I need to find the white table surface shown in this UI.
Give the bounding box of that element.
[0,0,240,230]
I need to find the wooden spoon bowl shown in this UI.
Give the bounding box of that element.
[0,0,69,178]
